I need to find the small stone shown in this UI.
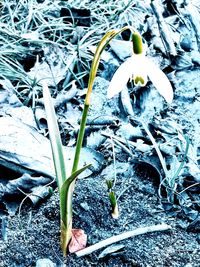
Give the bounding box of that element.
[80,202,90,211]
[36,258,56,267]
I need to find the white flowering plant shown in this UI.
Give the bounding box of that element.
[42,26,173,255]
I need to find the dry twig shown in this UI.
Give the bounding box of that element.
[75,224,172,257]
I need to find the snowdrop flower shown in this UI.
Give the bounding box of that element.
[107,32,173,104]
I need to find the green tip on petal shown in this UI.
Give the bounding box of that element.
[134,76,146,86]
[132,32,143,55]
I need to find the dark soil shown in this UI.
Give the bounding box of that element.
[0,162,200,266]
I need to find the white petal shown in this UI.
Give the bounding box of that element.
[145,58,174,104]
[107,56,134,98]
[131,54,148,86]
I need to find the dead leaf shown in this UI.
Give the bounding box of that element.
[68,229,87,253]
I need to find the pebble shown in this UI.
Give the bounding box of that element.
[80,202,90,211]
[36,258,56,267]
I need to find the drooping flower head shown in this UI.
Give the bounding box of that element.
[107,32,173,104]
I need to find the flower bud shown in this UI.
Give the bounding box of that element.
[132,32,143,54]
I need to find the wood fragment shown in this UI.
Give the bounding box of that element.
[75,224,172,257]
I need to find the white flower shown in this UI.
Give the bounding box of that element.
[107,53,173,104]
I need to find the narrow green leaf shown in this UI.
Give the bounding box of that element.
[60,164,91,253]
[60,164,91,224]
[109,191,117,209]
[42,81,67,191]
[106,180,113,190]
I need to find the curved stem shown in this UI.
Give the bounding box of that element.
[72,26,136,174]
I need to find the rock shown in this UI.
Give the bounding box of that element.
[80,202,90,211]
[35,258,56,267]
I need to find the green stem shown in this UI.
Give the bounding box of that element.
[72,103,89,173]
[71,26,137,174]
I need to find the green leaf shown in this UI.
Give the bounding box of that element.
[42,81,67,191]
[60,164,91,223]
[60,164,91,254]
[109,191,117,208]
[106,180,113,190]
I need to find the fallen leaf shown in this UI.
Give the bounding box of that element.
[68,229,87,253]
